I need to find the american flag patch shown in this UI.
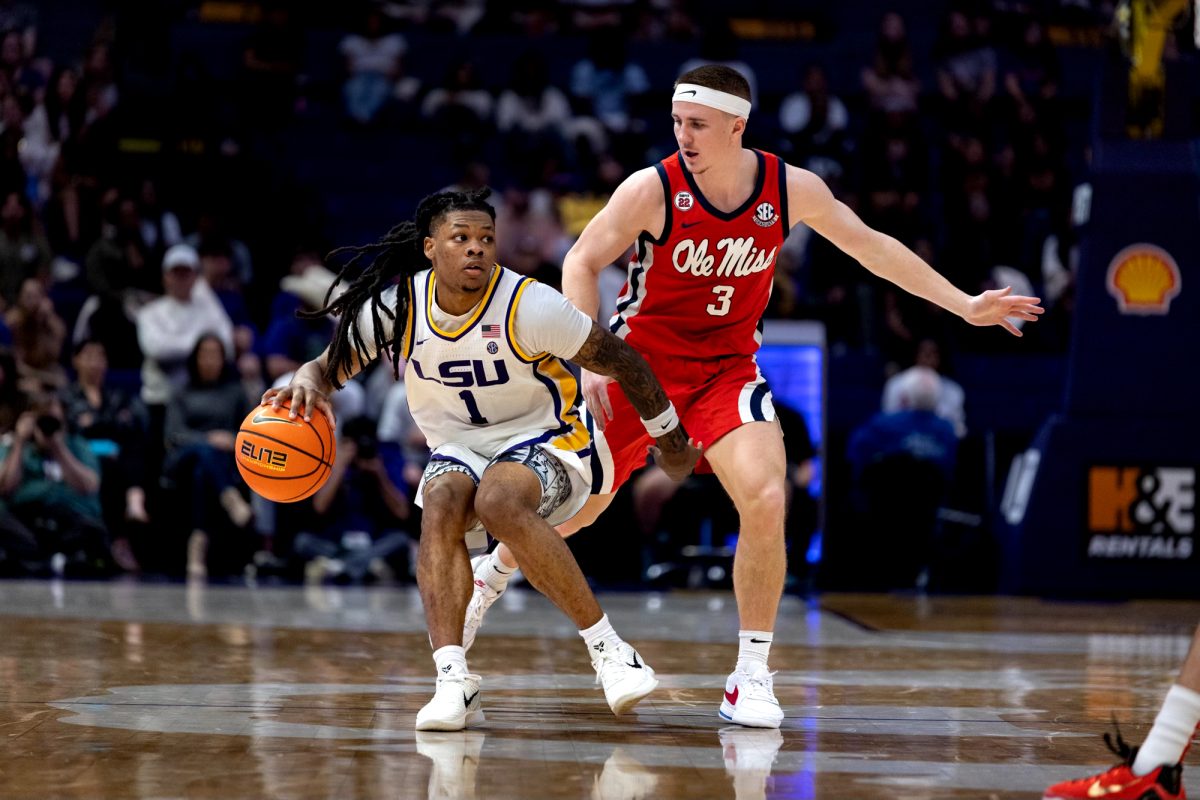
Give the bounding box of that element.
[481,324,501,338]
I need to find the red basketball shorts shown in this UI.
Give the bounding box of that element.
[586,354,776,495]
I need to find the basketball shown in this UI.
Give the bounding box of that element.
[234,402,336,503]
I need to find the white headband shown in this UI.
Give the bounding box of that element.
[672,83,751,118]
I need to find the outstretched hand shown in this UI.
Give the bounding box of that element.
[964,286,1044,337]
[649,437,703,482]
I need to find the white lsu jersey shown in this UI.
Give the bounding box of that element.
[369,265,592,463]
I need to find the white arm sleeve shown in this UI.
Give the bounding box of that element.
[350,284,400,360]
[512,281,593,360]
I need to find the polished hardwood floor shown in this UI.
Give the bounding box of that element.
[2,580,1197,799]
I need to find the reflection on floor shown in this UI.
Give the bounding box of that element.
[2,580,1197,799]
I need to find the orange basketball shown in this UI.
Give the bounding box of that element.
[235,401,336,502]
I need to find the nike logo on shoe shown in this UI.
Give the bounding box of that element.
[724,687,739,705]
[463,690,479,706]
[626,652,642,669]
[1085,781,1127,797]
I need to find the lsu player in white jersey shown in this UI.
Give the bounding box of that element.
[264,189,701,731]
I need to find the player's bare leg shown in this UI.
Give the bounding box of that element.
[704,420,788,728]
[414,471,483,731]
[705,421,788,633]
[475,463,657,714]
[464,491,616,651]
[418,472,479,649]
[489,491,615,570]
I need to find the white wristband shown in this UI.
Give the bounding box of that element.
[642,402,680,439]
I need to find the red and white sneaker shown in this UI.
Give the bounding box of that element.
[462,555,503,653]
[1043,729,1184,800]
[719,665,784,729]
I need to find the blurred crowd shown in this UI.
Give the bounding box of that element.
[0,0,1111,582]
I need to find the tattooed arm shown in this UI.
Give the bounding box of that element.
[569,322,702,481]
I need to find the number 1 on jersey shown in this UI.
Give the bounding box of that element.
[707,285,734,316]
[458,390,489,424]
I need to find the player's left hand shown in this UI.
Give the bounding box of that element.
[964,286,1044,337]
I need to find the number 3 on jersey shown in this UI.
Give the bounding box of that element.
[707,285,734,316]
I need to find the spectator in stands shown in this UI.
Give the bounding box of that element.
[779,64,849,180]
[882,338,967,438]
[495,187,570,280]
[163,333,251,579]
[569,31,649,134]
[136,178,182,267]
[496,50,574,181]
[847,366,959,589]
[80,42,119,121]
[861,11,921,119]
[0,347,23,435]
[239,3,304,125]
[185,209,254,286]
[849,366,958,485]
[296,415,411,584]
[136,243,234,416]
[5,276,66,392]
[44,65,79,145]
[1004,18,1060,129]
[0,190,51,306]
[0,1,37,59]
[935,8,997,128]
[421,58,493,157]
[0,392,109,576]
[339,8,407,125]
[61,338,150,571]
[85,191,157,298]
[262,264,337,383]
[860,117,927,245]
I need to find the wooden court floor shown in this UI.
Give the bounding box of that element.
[2,580,1198,799]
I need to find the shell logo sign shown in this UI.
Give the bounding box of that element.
[1106,244,1181,315]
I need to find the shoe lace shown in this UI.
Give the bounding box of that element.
[1061,719,1139,788]
[740,668,777,701]
[592,643,633,686]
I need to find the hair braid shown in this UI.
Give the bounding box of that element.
[304,187,495,388]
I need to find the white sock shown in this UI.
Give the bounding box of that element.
[1132,684,1200,774]
[736,630,773,672]
[579,614,622,657]
[481,551,514,592]
[432,645,469,677]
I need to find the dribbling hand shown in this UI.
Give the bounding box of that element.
[262,382,336,425]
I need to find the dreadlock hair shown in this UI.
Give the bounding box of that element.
[303,187,495,389]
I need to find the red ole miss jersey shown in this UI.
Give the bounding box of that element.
[609,149,789,360]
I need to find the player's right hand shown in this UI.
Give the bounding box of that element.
[262,381,335,425]
[649,437,703,482]
[581,369,616,429]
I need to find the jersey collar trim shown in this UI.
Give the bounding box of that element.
[676,149,765,222]
[425,265,503,341]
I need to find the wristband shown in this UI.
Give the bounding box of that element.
[641,402,680,438]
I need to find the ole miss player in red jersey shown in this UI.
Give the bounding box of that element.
[465,65,1044,728]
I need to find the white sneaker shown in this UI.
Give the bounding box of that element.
[415,671,485,731]
[592,747,658,800]
[462,555,503,652]
[719,665,784,728]
[590,640,658,715]
[719,725,784,772]
[719,726,783,798]
[415,730,486,799]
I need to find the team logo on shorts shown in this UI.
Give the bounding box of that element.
[674,191,694,211]
[753,202,778,227]
[486,341,499,354]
